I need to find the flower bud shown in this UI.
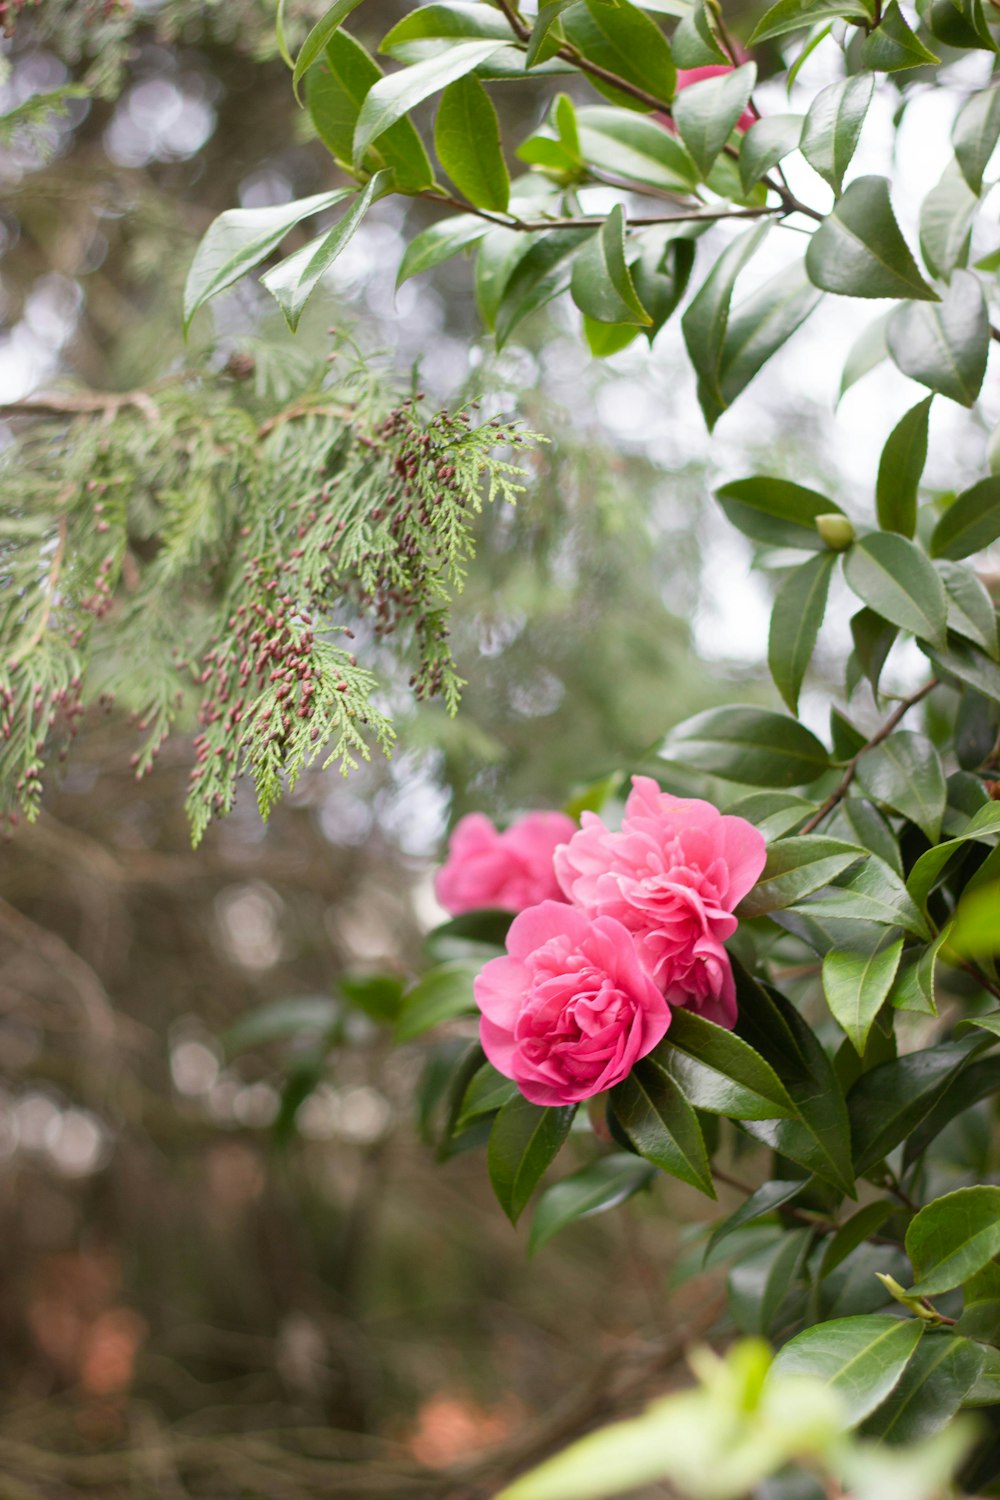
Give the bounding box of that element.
[815,513,855,551]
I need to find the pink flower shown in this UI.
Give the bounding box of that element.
[475,901,671,1106]
[554,777,766,1029]
[435,810,577,916]
[662,65,755,136]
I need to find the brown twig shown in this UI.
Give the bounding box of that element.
[799,678,940,835]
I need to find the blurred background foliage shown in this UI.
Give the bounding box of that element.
[0,1,910,1496]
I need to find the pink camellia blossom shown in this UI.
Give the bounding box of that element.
[474,901,671,1107]
[554,777,766,1029]
[435,810,577,916]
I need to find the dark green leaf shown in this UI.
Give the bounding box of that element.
[495,227,592,346]
[380,2,512,53]
[863,1332,984,1441]
[570,204,651,325]
[394,961,479,1041]
[672,0,728,64]
[724,789,816,840]
[906,801,1000,910]
[749,0,873,44]
[716,474,843,551]
[658,1009,797,1118]
[456,1060,518,1128]
[707,1178,809,1258]
[929,0,996,51]
[292,0,368,100]
[886,271,989,407]
[831,796,903,875]
[876,397,932,538]
[739,113,803,194]
[396,213,488,287]
[729,1227,813,1335]
[338,972,406,1022]
[307,31,435,190]
[423,908,512,963]
[800,74,875,194]
[353,39,507,166]
[674,62,756,178]
[738,835,864,917]
[860,0,940,69]
[525,0,574,67]
[907,1186,1000,1296]
[768,550,836,713]
[771,1315,924,1426]
[487,1095,577,1223]
[850,607,898,693]
[576,106,699,190]
[262,171,389,330]
[819,1202,894,1278]
[711,264,822,426]
[682,224,771,424]
[805,175,939,301]
[903,1054,1000,1166]
[560,1,676,109]
[794,855,929,937]
[631,235,695,342]
[848,1037,982,1173]
[953,83,1000,193]
[843,532,948,646]
[610,1060,716,1195]
[919,165,978,281]
[931,475,1000,560]
[661,706,831,788]
[529,1154,655,1253]
[855,730,946,843]
[823,933,904,1054]
[924,636,1000,703]
[434,75,510,210]
[224,996,339,1054]
[938,560,999,655]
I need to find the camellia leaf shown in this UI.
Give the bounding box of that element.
[682,224,771,424]
[796,856,929,937]
[800,73,875,194]
[715,474,842,551]
[925,636,1000,704]
[661,706,831,788]
[706,1178,808,1258]
[953,82,1000,193]
[495,227,592,347]
[353,39,508,166]
[560,1,676,110]
[739,113,803,194]
[771,1316,924,1427]
[434,74,510,211]
[906,1186,1000,1296]
[768,550,836,713]
[575,106,699,191]
[307,31,435,190]
[819,1202,894,1279]
[843,532,948,646]
[848,1037,983,1174]
[183,190,352,330]
[905,801,1000,910]
[930,475,1000,560]
[805,175,939,301]
[396,213,488,287]
[855,730,946,843]
[860,0,940,70]
[749,0,873,45]
[875,396,932,537]
[610,1058,716,1196]
[529,1154,655,1253]
[840,308,892,397]
[850,607,898,693]
[655,1010,797,1119]
[823,933,904,1055]
[487,1095,577,1224]
[291,0,368,100]
[862,1333,985,1442]
[261,171,389,330]
[919,165,978,282]
[738,836,864,917]
[570,204,652,325]
[729,1227,813,1336]
[394,960,480,1041]
[674,63,756,178]
[886,272,989,408]
[937,561,999,654]
[379,2,513,54]
[710,265,822,427]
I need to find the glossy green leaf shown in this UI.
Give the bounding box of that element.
[903,1053,1000,1167]
[487,1095,577,1223]
[307,31,435,189]
[843,532,948,646]
[396,212,487,286]
[832,796,904,875]
[524,0,573,67]
[716,474,842,551]
[337,972,406,1022]
[929,0,997,51]
[739,836,864,917]
[886,272,989,408]
[394,960,479,1041]
[876,397,931,538]
[262,171,388,329]
[380,2,512,53]
[423,908,511,964]
[224,995,339,1054]
[729,1227,813,1336]
[630,235,695,342]
[725,789,816,840]
[707,1179,808,1258]
[920,165,978,281]
[800,74,875,194]
[794,855,929,937]
[768,550,836,713]
[353,39,507,166]
[823,934,904,1054]
[183,190,351,330]
[662,706,831,788]
[772,1315,923,1426]
[575,106,698,190]
[610,1059,715,1196]
[819,1202,894,1279]
[850,607,898,692]
[907,1186,1000,1296]
[947,880,1000,955]
[906,801,1000,909]
[529,1154,655,1253]
[658,1009,797,1118]
[953,82,1000,193]
[708,265,822,428]
[938,560,999,655]
[860,0,940,69]
[840,308,892,397]
[931,475,1000,560]
[570,204,651,325]
[855,730,946,843]
[495,228,591,346]
[456,1061,518,1128]
[848,1037,982,1173]
[739,113,803,194]
[582,316,640,355]
[292,0,368,100]
[434,75,510,210]
[805,175,939,301]
[675,63,756,178]
[682,224,771,424]
[671,0,728,64]
[863,1333,984,1441]
[925,636,1000,703]
[560,1,676,109]
[749,0,873,44]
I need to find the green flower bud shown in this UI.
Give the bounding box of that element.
[815,513,856,551]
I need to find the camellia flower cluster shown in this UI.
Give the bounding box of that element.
[435,778,766,1107]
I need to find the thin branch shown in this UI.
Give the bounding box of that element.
[799,678,940,835]
[420,187,786,233]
